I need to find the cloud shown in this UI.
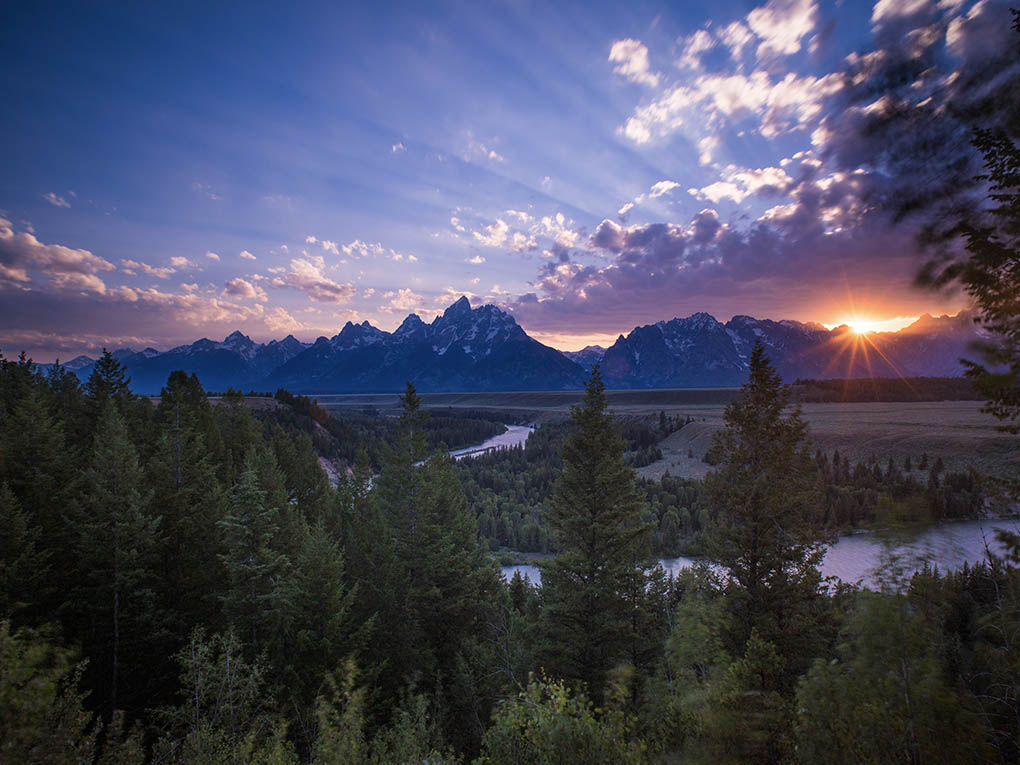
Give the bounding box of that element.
[871,0,931,25]
[747,0,818,58]
[622,68,842,144]
[193,182,222,201]
[649,180,681,198]
[239,249,256,260]
[677,29,715,70]
[264,307,302,333]
[473,219,509,247]
[379,288,425,313]
[120,259,176,279]
[688,165,792,203]
[42,192,70,208]
[617,180,684,216]
[170,256,195,269]
[466,255,485,264]
[205,251,220,261]
[0,218,115,293]
[274,258,356,303]
[391,142,407,153]
[609,39,660,86]
[462,130,505,163]
[180,282,198,292]
[720,21,754,60]
[222,277,268,302]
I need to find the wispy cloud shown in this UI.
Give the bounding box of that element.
[42,192,70,208]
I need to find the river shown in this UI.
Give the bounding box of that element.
[450,424,535,460]
[501,517,1020,589]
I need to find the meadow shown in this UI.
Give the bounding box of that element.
[316,390,1017,479]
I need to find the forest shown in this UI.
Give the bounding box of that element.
[1,338,1018,764]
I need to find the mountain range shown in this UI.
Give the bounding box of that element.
[42,297,981,394]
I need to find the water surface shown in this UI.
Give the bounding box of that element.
[501,518,1020,589]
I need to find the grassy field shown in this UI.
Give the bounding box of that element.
[315,390,1017,480]
[636,401,1017,480]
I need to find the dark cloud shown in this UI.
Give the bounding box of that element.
[510,1,1016,336]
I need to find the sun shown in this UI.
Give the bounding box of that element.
[845,319,879,335]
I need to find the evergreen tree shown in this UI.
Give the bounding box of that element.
[218,453,292,655]
[369,383,501,754]
[0,384,73,591]
[147,372,224,639]
[0,621,98,761]
[282,521,359,750]
[702,343,826,676]
[68,402,163,715]
[84,350,132,428]
[0,482,47,624]
[540,366,651,699]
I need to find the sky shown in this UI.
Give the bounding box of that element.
[1,0,1017,360]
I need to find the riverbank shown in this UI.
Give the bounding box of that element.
[500,516,1020,589]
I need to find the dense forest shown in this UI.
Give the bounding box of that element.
[1,342,1018,764]
[458,414,985,557]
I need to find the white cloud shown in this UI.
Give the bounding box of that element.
[379,288,425,312]
[120,259,175,279]
[0,217,114,293]
[222,277,268,301]
[698,136,721,165]
[618,202,635,216]
[362,287,375,298]
[391,142,407,153]
[42,192,70,208]
[466,255,485,264]
[872,0,931,24]
[264,306,303,333]
[180,282,198,292]
[622,68,841,144]
[170,256,194,269]
[649,180,681,198]
[720,21,754,60]
[747,0,818,58]
[677,29,715,69]
[689,164,792,203]
[205,250,220,261]
[341,239,386,258]
[609,39,660,87]
[239,249,256,260]
[275,258,356,303]
[473,219,509,247]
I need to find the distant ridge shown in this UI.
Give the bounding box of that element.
[37,300,981,394]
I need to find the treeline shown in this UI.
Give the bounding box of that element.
[272,389,509,468]
[462,434,985,559]
[2,346,1019,763]
[792,376,981,402]
[0,351,506,761]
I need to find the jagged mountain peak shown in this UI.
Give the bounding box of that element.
[444,295,472,318]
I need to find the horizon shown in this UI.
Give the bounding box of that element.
[16,294,967,363]
[3,0,1016,360]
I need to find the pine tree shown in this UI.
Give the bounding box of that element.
[0,482,48,623]
[369,383,501,754]
[68,401,162,715]
[702,343,826,675]
[218,453,291,655]
[540,366,651,699]
[84,350,132,425]
[147,371,225,638]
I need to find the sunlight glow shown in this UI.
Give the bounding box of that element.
[824,315,919,335]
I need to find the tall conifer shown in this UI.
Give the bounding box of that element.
[540,366,650,699]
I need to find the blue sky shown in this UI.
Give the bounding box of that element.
[2,0,1016,359]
